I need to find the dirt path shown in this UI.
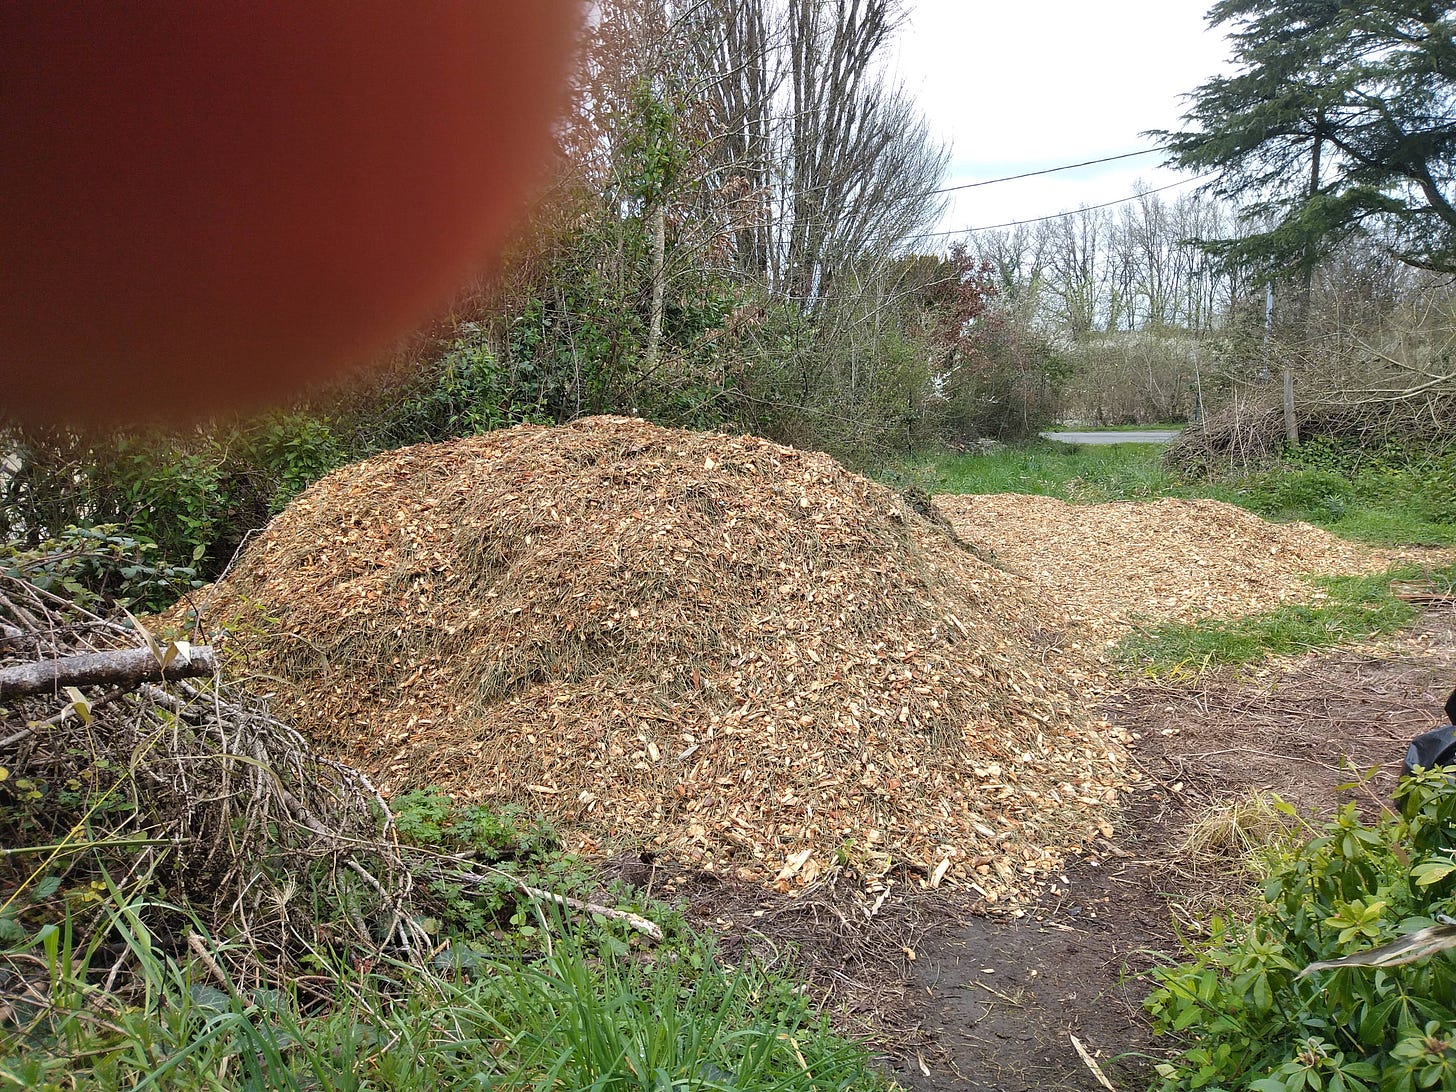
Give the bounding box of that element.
[888,605,1456,1091]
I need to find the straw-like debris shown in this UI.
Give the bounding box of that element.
[199,417,1129,906]
[935,493,1385,645]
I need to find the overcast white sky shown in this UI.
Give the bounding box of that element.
[890,0,1232,242]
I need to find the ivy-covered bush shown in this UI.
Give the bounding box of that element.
[1148,773,1456,1092]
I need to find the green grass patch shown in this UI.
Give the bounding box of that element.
[2,903,883,1091]
[1115,564,1455,678]
[918,441,1184,501]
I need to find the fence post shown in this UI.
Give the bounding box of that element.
[1282,366,1299,446]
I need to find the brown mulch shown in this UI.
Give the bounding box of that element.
[935,493,1388,646]
[193,417,1129,907]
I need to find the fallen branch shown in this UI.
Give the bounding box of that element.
[0,644,217,700]
[523,884,665,943]
[1390,583,1454,605]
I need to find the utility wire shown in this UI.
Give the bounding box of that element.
[928,148,1164,195]
[914,173,1215,240]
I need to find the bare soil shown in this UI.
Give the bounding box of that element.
[882,605,1456,1090]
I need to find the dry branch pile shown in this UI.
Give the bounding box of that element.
[200,416,1127,905]
[0,568,428,987]
[935,493,1383,645]
[1165,396,1292,475]
[1167,376,1456,476]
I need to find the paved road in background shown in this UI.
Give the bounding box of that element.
[1041,429,1182,445]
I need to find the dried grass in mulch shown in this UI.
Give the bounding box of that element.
[935,493,1386,646]
[195,417,1130,908]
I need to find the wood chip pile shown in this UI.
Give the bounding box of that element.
[201,417,1126,904]
[935,493,1385,645]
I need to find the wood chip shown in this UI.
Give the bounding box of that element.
[936,493,1393,646]
[199,417,1133,907]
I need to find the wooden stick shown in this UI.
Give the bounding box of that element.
[0,644,217,699]
[449,869,664,942]
[521,884,666,943]
[1070,1034,1117,1091]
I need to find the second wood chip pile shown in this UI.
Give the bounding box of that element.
[201,416,1129,907]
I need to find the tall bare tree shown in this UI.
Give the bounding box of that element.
[683,0,946,309]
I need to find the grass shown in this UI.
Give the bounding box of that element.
[1114,564,1456,678]
[913,440,1456,548]
[1,785,888,1091]
[1180,791,1294,869]
[921,440,1185,501]
[1,894,885,1091]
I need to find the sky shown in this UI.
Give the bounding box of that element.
[890,0,1234,242]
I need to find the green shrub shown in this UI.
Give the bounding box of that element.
[0,525,201,614]
[1242,467,1355,518]
[245,413,346,513]
[1147,771,1456,1092]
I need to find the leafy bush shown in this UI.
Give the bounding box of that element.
[244,413,346,514]
[0,525,200,613]
[1147,772,1456,1092]
[1,417,347,602]
[1244,467,1355,522]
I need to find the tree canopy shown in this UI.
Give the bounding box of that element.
[1157,0,1456,276]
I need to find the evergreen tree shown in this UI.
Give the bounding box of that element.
[1155,1,1456,276]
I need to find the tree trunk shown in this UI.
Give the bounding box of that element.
[1298,123,1324,329]
[644,202,666,374]
[1283,367,1299,446]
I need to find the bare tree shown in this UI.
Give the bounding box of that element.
[1039,207,1108,338]
[683,0,946,309]
[974,224,1047,315]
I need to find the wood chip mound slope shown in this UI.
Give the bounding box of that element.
[204,417,1125,901]
[935,493,1383,644]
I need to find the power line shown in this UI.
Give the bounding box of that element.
[929,148,1164,195]
[914,173,1215,240]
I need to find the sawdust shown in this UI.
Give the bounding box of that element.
[199,417,1128,906]
[934,493,1387,646]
